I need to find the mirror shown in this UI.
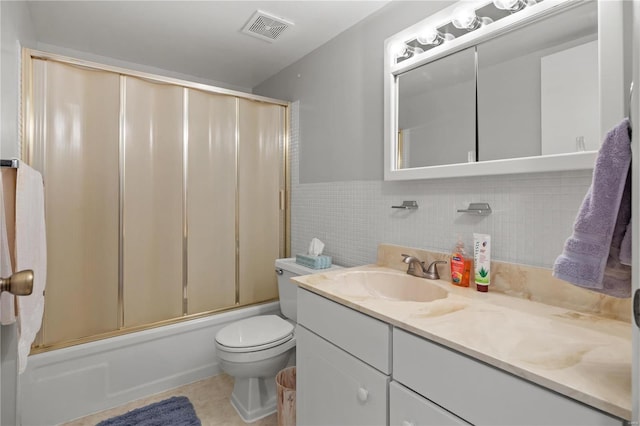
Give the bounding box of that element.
[477,1,598,161]
[397,47,475,168]
[385,0,627,180]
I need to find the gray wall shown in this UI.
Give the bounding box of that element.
[1,1,37,159]
[254,1,595,270]
[254,1,453,183]
[0,2,36,424]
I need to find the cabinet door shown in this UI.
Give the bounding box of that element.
[298,288,392,374]
[393,329,622,426]
[297,325,389,426]
[390,381,469,426]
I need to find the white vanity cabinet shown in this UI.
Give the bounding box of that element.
[393,328,622,426]
[389,381,470,426]
[297,288,391,425]
[296,287,624,426]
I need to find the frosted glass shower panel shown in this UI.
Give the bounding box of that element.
[187,90,237,313]
[123,77,184,327]
[238,99,284,304]
[34,60,120,345]
[25,51,289,350]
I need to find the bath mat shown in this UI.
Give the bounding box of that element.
[97,396,201,426]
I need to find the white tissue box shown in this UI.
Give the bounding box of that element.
[295,254,332,269]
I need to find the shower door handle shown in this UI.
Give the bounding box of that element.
[0,270,34,296]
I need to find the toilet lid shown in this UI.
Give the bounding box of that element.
[215,315,294,350]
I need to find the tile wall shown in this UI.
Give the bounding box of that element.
[289,102,593,269]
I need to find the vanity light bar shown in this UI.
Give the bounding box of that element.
[393,0,541,64]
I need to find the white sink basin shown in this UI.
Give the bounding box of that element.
[330,270,448,302]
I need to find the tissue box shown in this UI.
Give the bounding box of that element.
[295,254,332,269]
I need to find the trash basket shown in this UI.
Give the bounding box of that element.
[276,366,296,426]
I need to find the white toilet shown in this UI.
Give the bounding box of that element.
[215,258,341,422]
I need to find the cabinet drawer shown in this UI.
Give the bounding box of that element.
[390,381,469,426]
[298,288,391,373]
[297,325,389,426]
[393,328,621,426]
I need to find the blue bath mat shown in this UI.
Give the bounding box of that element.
[97,396,201,426]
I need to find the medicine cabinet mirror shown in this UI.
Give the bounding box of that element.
[384,0,629,180]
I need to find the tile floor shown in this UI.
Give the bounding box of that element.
[62,374,277,426]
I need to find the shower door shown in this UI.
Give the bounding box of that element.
[186,89,237,313]
[238,98,285,304]
[25,52,288,351]
[122,76,184,327]
[31,59,120,345]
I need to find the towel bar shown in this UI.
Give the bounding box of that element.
[0,159,19,168]
[457,203,492,215]
[392,201,418,209]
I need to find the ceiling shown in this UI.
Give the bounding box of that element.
[26,1,391,90]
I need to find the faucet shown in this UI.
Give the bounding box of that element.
[401,254,447,280]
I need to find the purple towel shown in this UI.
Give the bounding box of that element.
[553,119,631,298]
[620,222,632,266]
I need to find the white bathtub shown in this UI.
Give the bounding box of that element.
[19,302,280,425]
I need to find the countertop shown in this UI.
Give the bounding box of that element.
[292,264,632,420]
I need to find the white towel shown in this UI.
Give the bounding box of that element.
[0,171,16,324]
[15,164,47,374]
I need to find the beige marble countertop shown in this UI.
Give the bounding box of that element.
[293,264,632,420]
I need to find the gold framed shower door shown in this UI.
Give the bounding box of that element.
[22,49,290,353]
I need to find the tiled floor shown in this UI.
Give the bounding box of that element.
[62,374,277,426]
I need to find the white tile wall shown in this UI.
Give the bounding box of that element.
[289,102,593,269]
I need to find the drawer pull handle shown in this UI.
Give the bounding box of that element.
[402,422,415,426]
[357,387,369,403]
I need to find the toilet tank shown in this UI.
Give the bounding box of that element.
[275,258,342,322]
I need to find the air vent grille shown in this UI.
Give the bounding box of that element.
[242,10,293,43]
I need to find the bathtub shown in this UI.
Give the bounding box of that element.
[19,302,279,425]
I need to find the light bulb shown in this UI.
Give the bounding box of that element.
[493,0,529,12]
[393,43,424,61]
[416,28,454,46]
[452,6,493,31]
[391,42,407,58]
[452,6,480,30]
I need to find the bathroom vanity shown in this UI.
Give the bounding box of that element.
[293,246,631,425]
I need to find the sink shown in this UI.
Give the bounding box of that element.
[330,270,448,302]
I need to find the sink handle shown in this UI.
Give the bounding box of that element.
[425,260,447,280]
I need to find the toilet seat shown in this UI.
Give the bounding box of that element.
[217,334,294,353]
[216,335,296,365]
[215,315,294,353]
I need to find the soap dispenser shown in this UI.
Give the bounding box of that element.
[450,237,471,287]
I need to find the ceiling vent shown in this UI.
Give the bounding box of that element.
[242,10,294,43]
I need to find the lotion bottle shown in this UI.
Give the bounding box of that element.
[450,237,470,287]
[473,233,491,292]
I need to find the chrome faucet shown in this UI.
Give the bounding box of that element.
[401,254,447,280]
